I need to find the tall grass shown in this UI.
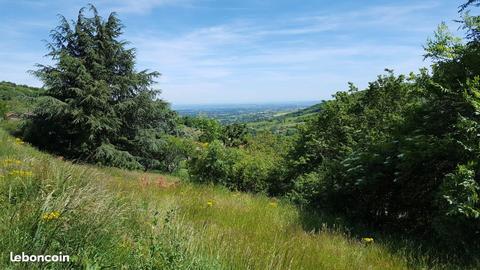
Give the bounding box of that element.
[0,128,469,269]
[0,130,218,269]
[110,178,418,270]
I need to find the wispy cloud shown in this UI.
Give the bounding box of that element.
[127,2,444,103]
[97,0,196,14]
[0,0,459,103]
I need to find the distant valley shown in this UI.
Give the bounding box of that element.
[173,101,320,124]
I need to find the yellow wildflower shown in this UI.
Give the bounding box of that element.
[42,211,61,221]
[8,170,33,177]
[14,138,24,145]
[269,202,278,207]
[207,200,214,207]
[362,237,374,244]
[196,142,209,149]
[1,159,22,167]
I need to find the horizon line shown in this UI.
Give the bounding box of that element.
[171,100,322,107]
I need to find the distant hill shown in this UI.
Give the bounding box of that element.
[175,101,324,135]
[0,81,43,99]
[280,102,324,118]
[0,81,43,117]
[175,101,319,124]
[0,80,324,135]
[247,101,324,135]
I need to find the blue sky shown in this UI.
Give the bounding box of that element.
[0,0,464,105]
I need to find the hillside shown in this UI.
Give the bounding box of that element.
[246,102,324,135]
[0,128,426,269]
[281,102,324,118]
[0,81,43,117]
[175,101,319,124]
[0,83,472,268]
[0,82,452,269]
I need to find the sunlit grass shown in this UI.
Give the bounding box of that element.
[0,128,469,269]
[106,173,415,270]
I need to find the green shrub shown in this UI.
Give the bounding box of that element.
[156,136,196,173]
[187,138,284,193]
[232,152,275,193]
[181,116,223,143]
[284,7,480,252]
[188,140,239,186]
[432,164,480,253]
[0,100,7,120]
[288,172,324,206]
[222,123,248,147]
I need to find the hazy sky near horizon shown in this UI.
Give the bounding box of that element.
[0,0,465,105]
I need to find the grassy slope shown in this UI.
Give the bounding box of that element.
[0,82,467,269]
[0,81,43,114]
[0,128,436,270]
[247,103,323,134]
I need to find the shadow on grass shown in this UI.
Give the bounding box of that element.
[297,208,479,270]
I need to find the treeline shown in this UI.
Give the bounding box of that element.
[7,1,480,258]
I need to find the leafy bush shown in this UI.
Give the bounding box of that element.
[155,136,196,173]
[0,100,7,120]
[222,123,248,147]
[285,4,480,252]
[188,134,289,194]
[181,116,223,143]
[188,140,239,187]
[432,164,480,252]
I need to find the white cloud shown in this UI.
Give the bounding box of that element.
[97,0,195,14]
[0,0,457,104]
[127,2,441,103]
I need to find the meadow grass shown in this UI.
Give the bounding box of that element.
[0,128,467,269]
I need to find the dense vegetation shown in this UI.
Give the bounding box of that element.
[1,129,425,269]
[2,1,480,268]
[283,12,480,254]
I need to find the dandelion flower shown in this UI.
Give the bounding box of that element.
[207,200,214,207]
[42,211,61,221]
[361,237,374,244]
[14,138,25,145]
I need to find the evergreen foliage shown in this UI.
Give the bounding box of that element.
[23,5,177,170]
